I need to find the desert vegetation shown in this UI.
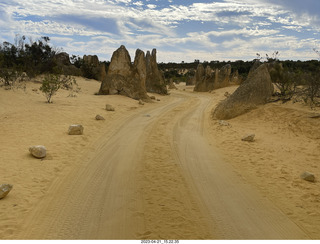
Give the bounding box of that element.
[0,35,107,90]
[39,73,78,103]
[1,35,319,106]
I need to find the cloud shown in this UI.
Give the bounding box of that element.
[208,27,280,37]
[146,4,157,9]
[0,0,319,62]
[132,1,144,6]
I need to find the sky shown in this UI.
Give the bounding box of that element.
[0,0,320,63]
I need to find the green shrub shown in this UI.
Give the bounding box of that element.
[40,73,76,103]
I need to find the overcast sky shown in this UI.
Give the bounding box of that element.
[0,0,320,62]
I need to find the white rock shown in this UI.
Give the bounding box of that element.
[242,134,255,142]
[219,120,230,126]
[0,184,13,199]
[29,145,47,158]
[68,124,84,135]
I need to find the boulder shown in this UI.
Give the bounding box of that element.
[68,124,84,135]
[241,134,255,142]
[145,49,168,95]
[29,145,47,158]
[95,114,105,120]
[99,45,150,101]
[300,172,315,182]
[0,184,13,199]
[213,64,274,120]
[106,104,115,111]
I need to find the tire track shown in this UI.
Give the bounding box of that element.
[17,94,203,239]
[172,92,310,239]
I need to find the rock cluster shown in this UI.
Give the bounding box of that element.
[99,45,167,100]
[213,64,274,120]
[99,46,150,101]
[194,64,239,92]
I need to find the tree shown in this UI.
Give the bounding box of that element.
[269,62,297,101]
[302,71,320,106]
[39,73,76,103]
[23,36,56,76]
[70,55,83,68]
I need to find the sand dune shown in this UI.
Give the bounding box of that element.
[0,78,319,239]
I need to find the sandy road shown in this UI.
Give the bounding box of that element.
[17,91,309,239]
[172,92,309,239]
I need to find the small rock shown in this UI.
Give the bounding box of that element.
[106,104,115,111]
[32,88,38,92]
[309,113,320,119]
[0,184,13,199]
[156,99,160,101]
[68,124,84,135]
[300,172,315,182]
[95,114,105,120]
[242,134,255,142]
[224,92,230,98]
[150,96,156,100]
[218,120,230,126]
[139,99,144,105]
[29,145,47,158]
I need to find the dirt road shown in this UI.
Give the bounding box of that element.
[17,91,309,239]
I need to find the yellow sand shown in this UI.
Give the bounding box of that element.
[207,86,320,238]
[0,78,319,239]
